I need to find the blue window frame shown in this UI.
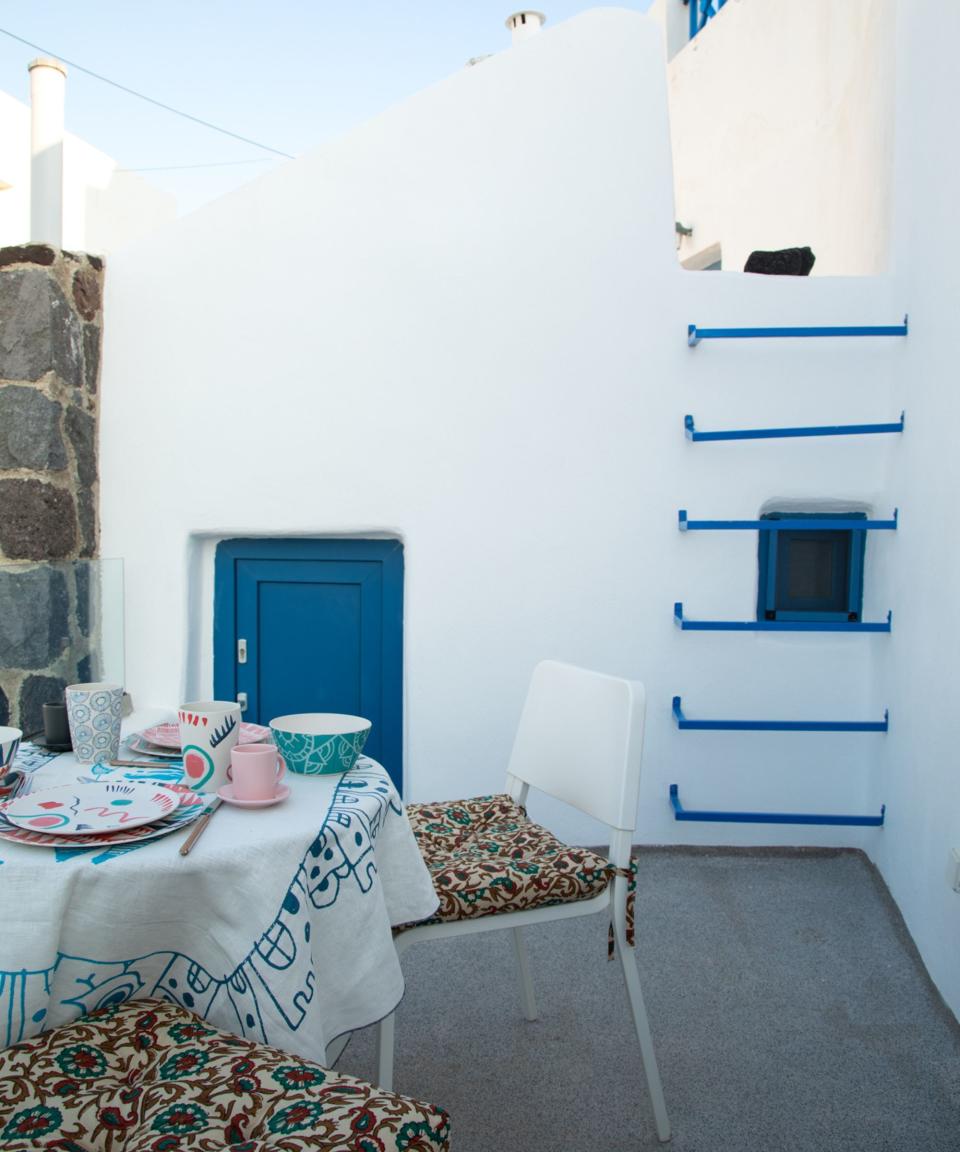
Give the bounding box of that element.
[757,512,867,623]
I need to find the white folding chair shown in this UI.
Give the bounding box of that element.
[377,659,671,1143]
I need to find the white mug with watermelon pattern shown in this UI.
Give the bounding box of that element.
[177,700,242,792]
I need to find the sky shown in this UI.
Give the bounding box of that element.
[0,1,654,216]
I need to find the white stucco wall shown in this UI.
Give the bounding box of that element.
[100,6,896,846]
[870,0,960,1021]
[98,7,956,1014]
[664,0,895,276]
[0,90,175,254]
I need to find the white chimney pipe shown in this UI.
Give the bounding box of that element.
[506,11,546,44]
[29,57,67,247]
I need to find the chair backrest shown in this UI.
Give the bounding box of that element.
[505,660,646,833]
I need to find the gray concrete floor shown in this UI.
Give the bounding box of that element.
[338,849,960,1152]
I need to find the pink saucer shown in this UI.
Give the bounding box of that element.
[217,783,290,809]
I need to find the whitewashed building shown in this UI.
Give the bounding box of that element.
[651,0,895,275]
[91,0,960,1025]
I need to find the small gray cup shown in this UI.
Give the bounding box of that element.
[66,682,124,764]
[42,702,70,746]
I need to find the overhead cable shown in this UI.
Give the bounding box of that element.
[0,25,295,160]
[117,158,277,173]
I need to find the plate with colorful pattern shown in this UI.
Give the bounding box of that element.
[0,785,206,848]
[140,721,272,750]
[2,781,182,836]
[127,734,184,760]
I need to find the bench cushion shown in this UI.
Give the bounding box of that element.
[404,794,615,925]
[0,998,450,1151]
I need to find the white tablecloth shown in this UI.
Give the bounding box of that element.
[0,753,437,1063]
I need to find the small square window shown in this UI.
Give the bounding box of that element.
[757,512,866,622]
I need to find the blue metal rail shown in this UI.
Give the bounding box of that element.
[688,0,727,40]
[678,509,898,532]
[669,784,885,827]
[684,413,906,442]
[672,696,889,733]
[687,315,908,347]
[673,602,893,633]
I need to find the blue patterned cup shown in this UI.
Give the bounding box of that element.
[269,714,372,776]
[65,683,123,764]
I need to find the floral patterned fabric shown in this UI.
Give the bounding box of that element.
[0,998,450,1152]
[403,794,634,945]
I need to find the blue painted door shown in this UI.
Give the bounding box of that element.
[214,539,403,789]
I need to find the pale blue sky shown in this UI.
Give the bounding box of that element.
[0,2,654,215]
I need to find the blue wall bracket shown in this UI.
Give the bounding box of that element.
[669,785,885,826]
[672,696,889,732]
[687,315,908,347]
[678,509,898,532]
[684,413,905,442]
[673,601,893,633]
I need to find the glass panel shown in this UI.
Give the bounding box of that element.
[786,538,835,599]
[0,558,124,737]
[773,529,851,615]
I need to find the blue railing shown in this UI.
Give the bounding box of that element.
[672,696,889,733]
[674,602,893,633]
[678,509,898,532]
[684,413,906,442]
[688,0,727,40]
[669,785,886,827]
[688,317,909,347]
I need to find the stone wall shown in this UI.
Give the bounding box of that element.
[0,245,104,734]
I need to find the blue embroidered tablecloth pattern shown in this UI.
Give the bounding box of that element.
[0,755,438,1062]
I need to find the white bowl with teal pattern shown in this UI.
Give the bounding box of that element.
[269,713,372,776]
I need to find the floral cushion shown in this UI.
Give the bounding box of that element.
[403,794,631,938]
[0,998,450,1151]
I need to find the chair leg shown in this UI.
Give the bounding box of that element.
[617,942,671,1143]
[324,1033,350,1066]
[376,1010,396,1092]
[512,926,538,1021]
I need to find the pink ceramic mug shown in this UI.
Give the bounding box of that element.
[228,743,287,801]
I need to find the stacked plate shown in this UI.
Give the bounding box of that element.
[0,781,208,849]
[128,721,272,760]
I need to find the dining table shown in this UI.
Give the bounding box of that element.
[0,718,438,1067]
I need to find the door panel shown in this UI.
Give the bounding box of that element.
[215,540,402,789]
[258,577,363,719]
